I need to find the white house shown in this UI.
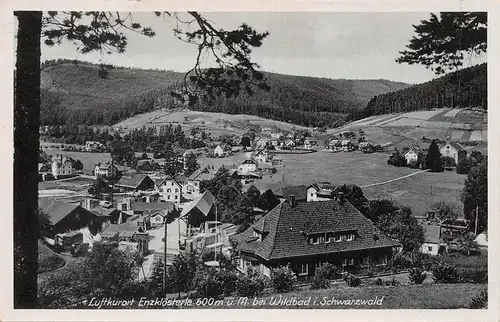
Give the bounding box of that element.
[285,139,296,148]
[404,149,419,164]
[255,150,269,163]
[261,127,272,136]
[156,176,182,204]
[439,141,467,165]
[51,155,75,179]
[304,137,318,150]
[94,161,118,178]
[271,132,284,140]
[341,140,354,152]
[307,182,338,202]
[85,141,105,152]
[238,159,258,174]
[329,139,342,152]
[420,224,446,256]
[214,145,225,157]
[255,138,270,150]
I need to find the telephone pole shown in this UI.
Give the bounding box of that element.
[475,206,479,235]
[163,215,168,295]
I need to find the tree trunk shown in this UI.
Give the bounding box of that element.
[14,11,42,309]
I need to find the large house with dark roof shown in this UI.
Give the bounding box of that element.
[39,200,100,235]
[230,198,400,279]
[116,174,155,192]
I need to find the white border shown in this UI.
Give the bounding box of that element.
[1,1,499,321]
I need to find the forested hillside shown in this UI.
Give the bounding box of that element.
[356,63,487,120]
[40,59,408,128]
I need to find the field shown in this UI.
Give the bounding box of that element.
[326,108,488,154]
[193,284,485,309]
[114,109,312,137]
[230,151,466,216]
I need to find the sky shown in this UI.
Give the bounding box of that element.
[40,12,486,84]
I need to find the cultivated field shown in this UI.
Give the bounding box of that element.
[114,109,312,137]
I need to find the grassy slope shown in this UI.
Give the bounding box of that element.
[38,240,66,274]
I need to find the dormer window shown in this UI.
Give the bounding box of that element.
[335,234,342,242]
[346,233,355,241]
[311,235,320,245]
[252,230,262,241]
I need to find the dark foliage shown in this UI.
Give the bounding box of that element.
[469,289,488,309]
[271,266,297,293]
[408,266,427,284]
[426,140,444,172]
[432,262,459,284]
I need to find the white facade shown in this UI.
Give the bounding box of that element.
[255,151,268,163]
[307,187,318,202]
[420,242,440,256]
[214,145,225,157]
[238,160,258,174]
[158,179,182,204]
[404,150,419,164]
[51,157,74,179]
[94,162,117,178]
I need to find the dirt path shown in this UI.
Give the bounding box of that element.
[360,169,430,188]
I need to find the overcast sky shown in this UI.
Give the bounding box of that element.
[40,12,486,84]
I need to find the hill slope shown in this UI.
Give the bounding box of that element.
[357,63,487,119]
[40,59,408,128]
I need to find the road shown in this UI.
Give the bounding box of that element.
[360,169,430,188]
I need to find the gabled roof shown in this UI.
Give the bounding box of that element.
[188,168,214,182]
[341,139,352,145]
[180,191,216,219]
[308,182,337,192]
[117,174,153,189]
[440,141,466,152]
[90,206,118,217]
[39,200,82,225]
[100,222,143,237]
[231,199,399,261]
[404,149,418,156]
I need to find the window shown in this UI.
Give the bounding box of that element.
[349,258,354,266]
[428,246,432,252]
[342,259,348,267]
[335,234,342,242]
[326,233,333,243]
[346,233,355,241]
[175,195,178,199]
[167,196,170,200]
[310,235,320,245]
[299,263,308,275]
[315,262,322,270]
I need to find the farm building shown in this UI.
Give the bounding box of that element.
[230,198,400,279]
[359,142,374,153]
[304,137,318,150]
[341,140,355,152]
[307,182,338,202]
[329,139,342,152]
[39,200,101,235]
[439,141,467,165]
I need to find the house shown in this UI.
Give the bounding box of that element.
[271,132,283,140]
[270,139,279,147]
[230,198,400,278]
[403,149,419,164]
[187,167,214,195]
[255,138,270,150]
[128,201,176,230]
[261,127,272,136]
[85,141,105,152]
[214,145,225,157]
[51,155,75,179]
[307,182,338,202]
[94,161,118,178]
[255,150,269,163]
[39,200,100,235]
[89,206,122,225]
[439,141,467,165]
[341,140,354,152]
[148,207,179,228]
[116,174,155,192]
[100,222,149,255]
[238,159,259,174]
[191,221,238,256]
[329,139,342,152]
[304,137,318,150]
[156,175,183,204]
[231,146,244,153]
[273,185,308,203]
[39,162,53,181]
[420,224,446,256]
[285,139,296,148]
[179,191,216,236]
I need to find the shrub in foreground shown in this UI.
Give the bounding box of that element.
[343,273,361,287]
[408,266,427,284]
[469,289,488,309]
[271,266,297,293]
[236,273,266,297]
[432,263,459,284]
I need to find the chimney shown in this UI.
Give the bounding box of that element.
[338,192,346,205]
[290,195,296,207]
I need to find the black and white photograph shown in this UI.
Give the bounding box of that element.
[8,6,496,319]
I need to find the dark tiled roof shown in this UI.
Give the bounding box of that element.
[423,224,441,243]
[90,206,118,217]
[180,191,215,218]
[38,200,81,225]
[117,174,152,189]
[132,202,175,213]
[231,199,400,261]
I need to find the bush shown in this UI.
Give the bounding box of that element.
[408,160,419,169]
[373,278,383,286]
[384,276,400,286]
[217,269,238,296]
[310,273,329,290]
[271,266,297,293]
[432,263,459,284]
[192,266,224,299]
[343,273,361,287]
[408,266,427,284]
[469,289,488,309]
[236,273,266,297]
[458,268,488,284]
